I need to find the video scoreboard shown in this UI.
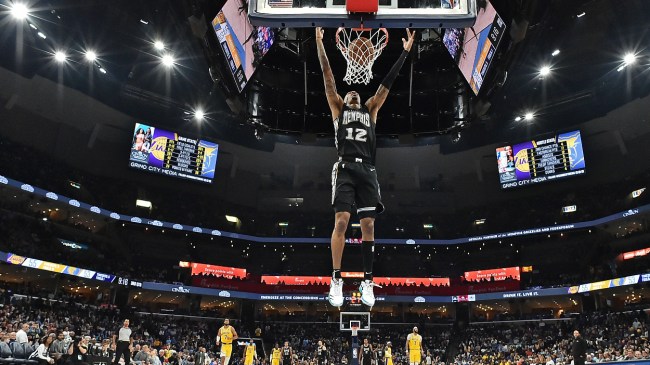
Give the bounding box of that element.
[497,130,586,189]
[129,123,218,183]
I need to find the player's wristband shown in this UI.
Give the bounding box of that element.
[381,51,409,89]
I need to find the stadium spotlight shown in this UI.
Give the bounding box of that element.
[623,53,636,66]
[576,12,585,18]
[524,112,534,121]
[135,199,152,209]
[617,53,637,72]
[631,188,646,198]
[154,40,165,50]
[225,215,240,223]
[539,65,551,77]
[514,116,522,122]
[194,109,205,121]
[562,205,577,213]
[551,49,560,57]
[10,3,29,20]
[54,51,67,63]
[161,54,174,67]
[85,50,97,62]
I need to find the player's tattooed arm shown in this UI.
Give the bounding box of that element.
[316,27,343,120]
[367,29,415,122]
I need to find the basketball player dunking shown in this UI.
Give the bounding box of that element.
[316,27,415,308]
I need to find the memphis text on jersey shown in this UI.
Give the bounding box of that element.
[341,109,371,127]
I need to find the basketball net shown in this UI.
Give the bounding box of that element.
[336,27,389,85]
[351,324,359,337]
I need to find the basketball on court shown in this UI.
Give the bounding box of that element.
[348,37,374,65]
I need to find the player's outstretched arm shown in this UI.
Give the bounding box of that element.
[316,27,343,120]
[366,28,415,122]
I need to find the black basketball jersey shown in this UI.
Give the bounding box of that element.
[335,105,376,165]
[362,344,372,363]
[283,347,291,358]
[317,346,326,359]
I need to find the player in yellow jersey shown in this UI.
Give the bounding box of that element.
[384,342,393,365]
[244,339,257,365]
[216,319,239,365]
[271,343,282,365]
[406,327,423,365]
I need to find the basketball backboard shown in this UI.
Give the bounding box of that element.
[340,312,371,331]
[248,0,476,29]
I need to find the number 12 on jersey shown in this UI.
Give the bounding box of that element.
[345,128,367,142]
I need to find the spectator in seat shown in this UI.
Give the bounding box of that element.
[50,332,69,364]
[134,345,150,364]
[30,333,55,365]
[97,340,114,359]
[149,348,161,365]
[16,323,29,344]
[0,332,12,358]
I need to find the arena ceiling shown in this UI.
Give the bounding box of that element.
[1,0,650,219]
[1,0,648,150]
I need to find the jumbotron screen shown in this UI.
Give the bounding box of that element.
[128,123,219,183]
[497,130,586,189]
[443,0,506,95]
[212,0,274,93]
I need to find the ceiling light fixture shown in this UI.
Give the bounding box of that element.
[195,109,205,120]
[154,41,165,50]
[524,112,534,121]
[10,3,29,20]
[54,51,67,63]
[161,54,174,67]
[551,49,560,57]
[85,50,97,62]
[623,53,636,66]
[539,65,551,77]
[618,53,637,72]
